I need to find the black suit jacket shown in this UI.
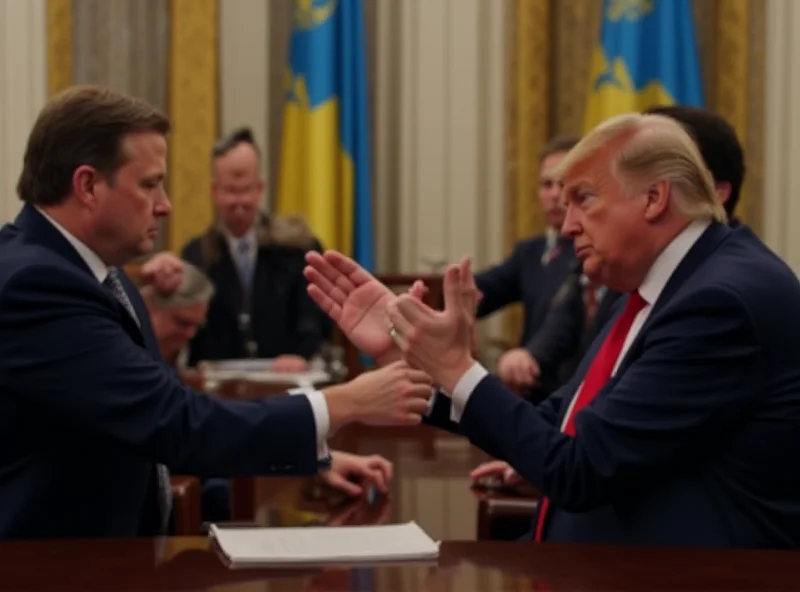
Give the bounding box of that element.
[527,264,624,386]
[475,234,574,345]
[428,222,800,547]
[0,205,322,539]
[181,229,327,364]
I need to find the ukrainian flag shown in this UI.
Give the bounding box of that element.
[584,0,704,132]
[276,0,374,271]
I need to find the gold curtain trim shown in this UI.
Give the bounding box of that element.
[167,0,219,252]
[503,0,551,345]
[46,0,73,96]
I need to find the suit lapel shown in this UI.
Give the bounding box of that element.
[613,222,731,377]
[14,205,150,350]
[554,222,731,426]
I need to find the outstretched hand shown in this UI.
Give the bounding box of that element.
[304,251,428,365]
[386,257,478,392]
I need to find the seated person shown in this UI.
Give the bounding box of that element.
[474,135,579,401]
[180,127,331,371]
[140,259,395,523]
[472,105,749,496]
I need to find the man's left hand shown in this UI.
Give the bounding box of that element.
[386,258,477,393]
[321,451,394,497]
[270,355,309,373]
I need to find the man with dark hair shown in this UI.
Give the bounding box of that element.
[475,134,580,400]
[173,127,331,371]
[0,85,433,538]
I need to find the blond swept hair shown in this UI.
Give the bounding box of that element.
[553,113,727,224]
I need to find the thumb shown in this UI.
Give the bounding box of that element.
[408,280,428,300]
[442,264,465,320]
[326,472,363,497]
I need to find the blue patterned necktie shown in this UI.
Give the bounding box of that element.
[103,266,173,534]
[236,238,254,292]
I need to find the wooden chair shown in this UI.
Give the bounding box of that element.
[170,476,202,535]
[338,274,444,379]
[476,495,539,540]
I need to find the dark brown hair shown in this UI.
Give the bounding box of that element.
[540,134,581,163]
[17,85,170,206]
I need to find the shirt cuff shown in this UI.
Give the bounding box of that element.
[288,387,331,462]
[448,361,489,423]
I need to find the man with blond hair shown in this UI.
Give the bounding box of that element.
[305,112,800,547]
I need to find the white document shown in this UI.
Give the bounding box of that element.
[202,362,331,387]
[210,521,440,567]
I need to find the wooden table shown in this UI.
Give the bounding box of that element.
[0,536,796,590]
[248,424,503,541]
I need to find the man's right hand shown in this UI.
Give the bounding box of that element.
[141,251,185,294]
[323,361,434,430]
[470,460,524,487]
[496,348,540,390]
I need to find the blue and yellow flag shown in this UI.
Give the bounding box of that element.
[584,0,704,132]
[276,0,374,271]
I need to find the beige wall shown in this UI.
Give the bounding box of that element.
[0,0,46,223]
[764,0,800,274]
[219,0,269,196]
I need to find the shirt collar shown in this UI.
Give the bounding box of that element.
[638,219,710,305]
[35,207,109,283]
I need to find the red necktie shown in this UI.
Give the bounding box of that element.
[534,291,648,542]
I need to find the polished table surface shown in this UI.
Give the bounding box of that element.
[1,536,797,591]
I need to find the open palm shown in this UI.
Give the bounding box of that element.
[304,251,405,361]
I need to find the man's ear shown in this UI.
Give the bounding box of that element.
[643,180,670,222]
[72,165,101,209]
[715,181,732,205]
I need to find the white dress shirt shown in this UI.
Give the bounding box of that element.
[36,209,331,459]
[446,219,711,423]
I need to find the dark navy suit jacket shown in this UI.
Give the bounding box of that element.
[429,222,800,547]
[0,206,322,539]
[527,264,624,385]
[475,234,574,345]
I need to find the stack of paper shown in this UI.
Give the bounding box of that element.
[210,522,440,567]
[200,359,331,387]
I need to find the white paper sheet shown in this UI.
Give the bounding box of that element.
[210,521,440,566]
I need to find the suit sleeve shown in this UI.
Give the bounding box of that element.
[475,242,526,318]
[0,265,322,477]
[456,287,762,511]
[525,286,583,371]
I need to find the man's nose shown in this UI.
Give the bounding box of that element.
[560,204,579,237]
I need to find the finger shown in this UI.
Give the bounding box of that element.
[470,461,507,480]
[361,466,387,492]
[442,264,466,321]
[326,471,363,497]
[408,280,428,300]
[307,285,342,322]
[322,250,375,288]
[305,251,359,296]
[395,293,436,324]
[303,267,349,306]
[503,466,518,484]
[372,456,394,482]
[404,395,434,415]
[404,368,434,385]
